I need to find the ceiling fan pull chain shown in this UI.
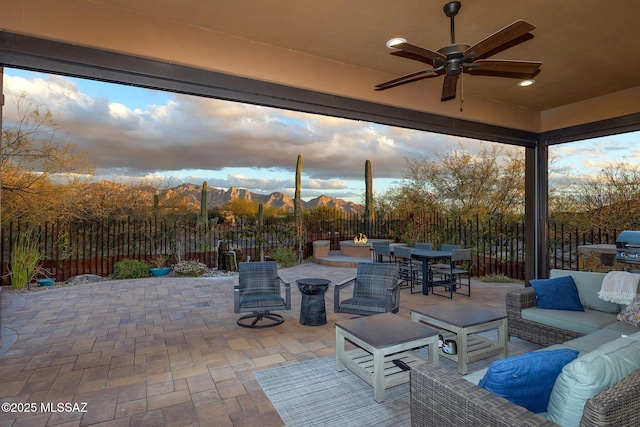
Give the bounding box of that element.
[460,71,464,111]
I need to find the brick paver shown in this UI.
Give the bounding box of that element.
[0,262,521,426]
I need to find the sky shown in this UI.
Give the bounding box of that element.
[3,67,639,203]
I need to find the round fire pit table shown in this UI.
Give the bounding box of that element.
[296,278,331,326]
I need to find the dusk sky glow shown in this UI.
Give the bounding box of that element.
[4,68,639,203]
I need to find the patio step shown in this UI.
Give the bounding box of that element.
[314,250,372,268]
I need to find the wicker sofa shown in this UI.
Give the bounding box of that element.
[410,362,640,426]
[410,269,640,426]
[507,269,637,346]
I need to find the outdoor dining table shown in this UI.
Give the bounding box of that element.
[390,247,452,295]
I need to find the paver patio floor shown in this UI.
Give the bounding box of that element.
[0,262,523,426]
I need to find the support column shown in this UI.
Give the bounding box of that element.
[524,142,549,284]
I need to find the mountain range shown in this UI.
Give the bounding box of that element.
[164,183,361,214]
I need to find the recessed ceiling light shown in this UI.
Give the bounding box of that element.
[517,79,535,87]
[386,38,407,49]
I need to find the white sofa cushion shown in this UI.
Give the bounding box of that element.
[546,335,640,426]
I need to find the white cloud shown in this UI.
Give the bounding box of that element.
[8,68,638,202]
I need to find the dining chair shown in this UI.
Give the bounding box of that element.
[440,244,461,252]
[431,248,472,298]
[372,243,394,263]
[432,243,462,269]
[394,246,423,294]
[414,242,433,250]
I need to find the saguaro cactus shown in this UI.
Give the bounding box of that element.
[200,181,208,228]
[294,154,303,224]
[294,154,303,262]
[257,203,265,262]
[364,159,374,236]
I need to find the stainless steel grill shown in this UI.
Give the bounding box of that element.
[616,230,640,265]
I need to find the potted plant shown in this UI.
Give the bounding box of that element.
[34,265,55,286]
[149,255,171,276]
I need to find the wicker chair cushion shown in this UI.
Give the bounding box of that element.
[238,294,286,309]
[618,296,640,327]
[478,348,579,413]
[530,275,584,311]
[339,297,387,313]
[547,335,640,426]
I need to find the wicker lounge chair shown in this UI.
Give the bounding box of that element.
[234,261,291,328]
[334,262,401,316]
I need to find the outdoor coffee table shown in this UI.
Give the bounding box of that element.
[411,303,507,374]
[335,312,439,403]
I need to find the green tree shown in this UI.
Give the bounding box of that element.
[69,180,158,221]
[559,161,640,231]
[225,199,258,224]
[1,94,92,224]
[394,143,525,221]
[377,181,438,215]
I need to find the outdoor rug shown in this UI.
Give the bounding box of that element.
[254,333,542,427]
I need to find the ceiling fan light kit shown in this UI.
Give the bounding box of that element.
[376,1,542,102]
[518,79,535,87]
[386,37,407,48]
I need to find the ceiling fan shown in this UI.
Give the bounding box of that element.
[376,1,542,101]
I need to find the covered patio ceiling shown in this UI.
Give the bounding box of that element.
[1,0,640,279]
[0,0,639,135]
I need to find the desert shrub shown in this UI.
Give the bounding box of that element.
[9,230,42,289]
[478,273,512,283]
[269,247,298,267]
[174,260,208,277]
[112,259,150,279]
[148,254,168,268]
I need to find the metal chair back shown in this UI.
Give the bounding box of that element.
[415,242,433,250]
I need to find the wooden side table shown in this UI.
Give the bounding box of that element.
[411,303,508,374]
[335,313,439,402]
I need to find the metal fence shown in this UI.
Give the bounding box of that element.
[0,212,620,284]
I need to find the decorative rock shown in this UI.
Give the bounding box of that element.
[65,274,107,286]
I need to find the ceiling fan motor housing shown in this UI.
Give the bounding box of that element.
[437,43,471,59]
[437,43,471,75]
[445,61,462,76]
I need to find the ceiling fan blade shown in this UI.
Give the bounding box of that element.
[467,59,541,74]
[464,20,535,60]
[375,67,442,91]
[391,42,446,65]
[441,74,459,101]
[391,50,436,65]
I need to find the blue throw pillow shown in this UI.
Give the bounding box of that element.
[478,349,580,413]
[530,275,584,311]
